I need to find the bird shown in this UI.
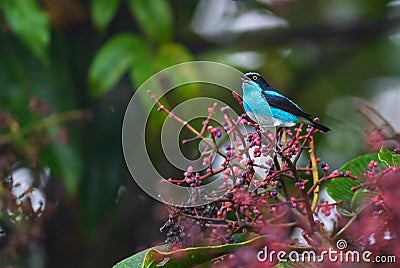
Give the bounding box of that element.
[240,72,330,132]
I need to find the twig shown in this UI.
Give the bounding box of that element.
[309,137,320,212]
[283,155,315,231]
[148,90,227,158]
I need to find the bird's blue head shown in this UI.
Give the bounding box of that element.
[240,72,271,92]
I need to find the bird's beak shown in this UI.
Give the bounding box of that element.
[240,75,251,83]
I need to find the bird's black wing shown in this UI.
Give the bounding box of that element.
[261,90,331,132]
[261,90,311,118]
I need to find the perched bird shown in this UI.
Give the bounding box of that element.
[241,72,330,132]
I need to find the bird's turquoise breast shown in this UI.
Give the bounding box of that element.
[242,83,298,126]
[243,85,268,113]
[242,83,274,126]
[242,84,270,115]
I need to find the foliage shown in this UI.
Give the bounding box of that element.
[90,0,120,32]
[114,236,264,268]
[0,101,87,263]
[0,0,50,61]
[379,146,400,167]
[127,0,173,43]
[326,153,383,216]
[89,33,148,97]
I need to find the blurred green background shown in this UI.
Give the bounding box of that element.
[0,0,399,267]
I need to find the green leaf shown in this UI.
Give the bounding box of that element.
[129,43,194,87]
[128,51,160,109]
[350,189,377,213]
[52,142,82,193]
[231,232,260,243]
[157,43,198,98]
[378,146,400,167]
[336,206,354,217]
[326,153,384,216]
[129,53,156,88]
[39,126,83,194]
[89,33,148,97]
[114,236,266,268]
[273,262,294,268]
[338,153,385,179]
[127,0,173,43]
[326,177,361,216]
[156,43,194,68]
[0,0,50,60]
[113,246,160,268]
[90,0,120,32]
[128,42,195,108]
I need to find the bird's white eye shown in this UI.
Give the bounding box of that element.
[252,75,258,81]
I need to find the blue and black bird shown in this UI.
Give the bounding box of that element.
[241,72,330,132]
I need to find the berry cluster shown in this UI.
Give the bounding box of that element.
[148,90,400,266]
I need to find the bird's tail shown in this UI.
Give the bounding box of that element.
[309,120,331,132]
